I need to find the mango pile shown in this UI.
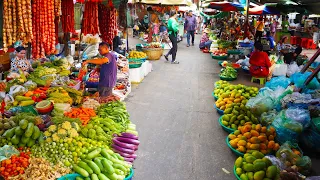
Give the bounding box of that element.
[213,82,259,99]
[229,124,280,154]
[128,51,147,59]
[234,150,280,180]
[221,109,259,131]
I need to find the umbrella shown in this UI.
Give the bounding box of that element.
[130,0,190,5]
[247,5,280,15]
[208,1,244,12]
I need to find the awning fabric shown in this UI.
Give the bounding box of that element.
[200,11,229,19]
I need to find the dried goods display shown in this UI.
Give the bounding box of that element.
[82,2,99,35]
[61,0,75,33]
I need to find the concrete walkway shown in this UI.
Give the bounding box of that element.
[125,37,320,179]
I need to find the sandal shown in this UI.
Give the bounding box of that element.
[164,55,169,61]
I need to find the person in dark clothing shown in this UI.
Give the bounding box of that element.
[112,32,124,56]
[283,46,303,64]
[184,10,197,47]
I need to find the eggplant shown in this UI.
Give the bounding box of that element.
[113,149,137,159]
[124,157,135,162]
[112,139,138,150]
[120,132,139,140]
[112,144,135,154]
[115,137,140,146]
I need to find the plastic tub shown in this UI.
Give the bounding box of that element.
[214,104,224,115]
[212,92,218,100]
[57,173,81,180]
[227,49,242,55]
[124,168,134,180]
[219,116,235,133]
[234,166,241,180]
[226,133,245,157]
[211,54,228,60]
[219,75,237,81]
[239,42,253,47]
[129,62,142,69]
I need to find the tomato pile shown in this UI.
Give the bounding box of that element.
[0,152,30,179]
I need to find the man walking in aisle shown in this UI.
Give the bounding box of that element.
[185,10,196,47]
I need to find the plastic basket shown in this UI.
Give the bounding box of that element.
[129,62,142,69]
[57,173,82,180]
[239,42,253,47]
[211,53,228,60]
[128,57,147,62]
[227,49,242,55]
[219,116,235,133]
[214,104,224,115]
[212,92,218,100]
[226,134,245,157]
[124,168,134,180]
[234,166,241,180]
[219,75,237,81]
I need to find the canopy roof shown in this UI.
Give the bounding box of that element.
[247,5,280,15]
[259,0,320,14]
[207,1,245,12]
[129,0,190,5]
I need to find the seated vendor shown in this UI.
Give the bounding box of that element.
[282,46,302,64]
[113,30,125,56]
[249,42,272,78]
[277,36,288,52]
[82,42,117,97]
[199,28,212,49]
[11,46,33,75]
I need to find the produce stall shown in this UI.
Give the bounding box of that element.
[213,74,320,179]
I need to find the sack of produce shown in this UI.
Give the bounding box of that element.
[265,76,291,90]
[299,125,320,154]
[290,72,320,90]
[275,141,311,176]
[260,110,278,126]
[271,108,310,144]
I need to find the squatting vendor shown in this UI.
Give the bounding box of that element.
[82,42,117,97]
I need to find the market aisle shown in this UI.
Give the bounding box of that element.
[125,37,244,180]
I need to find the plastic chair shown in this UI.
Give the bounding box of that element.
[251,77,266,85]
[308,39,317,49]
[301,38,309,48]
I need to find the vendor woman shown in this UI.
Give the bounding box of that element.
[249,42,272,79]
[82,42,117,97]
[199,28,212,49]
[11,46,33,75]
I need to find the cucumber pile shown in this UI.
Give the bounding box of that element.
[73,147,131,180]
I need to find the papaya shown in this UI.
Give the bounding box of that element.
[21,135,30,144]
[258,135,267,142]
[32,126,41,140]
[260,143,267,150]
[231,124,238,130]
[19,119,28,129]
[11,135,20,145]
[234,130,241,136]
[253,171,265,180]
[262,157,272,167]
[15,126,24,136]
[237,146,246,153]
[267,141,275,149]
[266,165,277,179]
[243,163,254,172]
[245,155,256,163]
[252,151,265,159]
[240,174,249,180]
[24,123,34,138]
[255,124,261,132]
[249,137,260,144]
[222,115,230,122]
[253,161,266,172]
[3,127,16,139]
[27,139,35,147]
[243,132,251,139]
[247,172,254,180]
[236,168,243,176]
[234,157,243,168]
[250,130,259,137]
[228,134,236,140]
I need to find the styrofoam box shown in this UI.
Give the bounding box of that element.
[141,61,148,77]
[129,67,144,83]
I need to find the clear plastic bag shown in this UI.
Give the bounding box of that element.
[0,145,20,162]
[271,110,304,144]
[273,64,288,76]
[260,110,278,126]
[299,126,320,154]
[246,95,274,116]
[285,107,311,128]
[266,76,291,90]
[23,80,37,91]
[265,155,285,170]
[287,62,300,77]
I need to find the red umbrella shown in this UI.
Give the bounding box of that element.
[208,1,245,12]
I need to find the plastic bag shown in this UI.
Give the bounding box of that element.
[290,72,320,90]
[306,176,320,180]
[265,76,291,90]
[273,64,288,76]
[271,110,304,144]
[0,145,20,162]
[285,107,311,128]
[260,110,278,126]
[23,80,37,91]
[246,95,274,116]
[299,126,320,153]
[8,85,27,97]
[265,155,285,170]
[275,141,311,175]
[287,62,300,77]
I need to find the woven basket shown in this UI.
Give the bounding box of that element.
[142,48,164,60]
